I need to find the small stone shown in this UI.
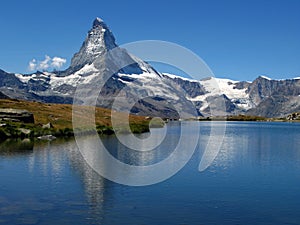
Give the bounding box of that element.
[42,122,54,129]
[17,128,31,135]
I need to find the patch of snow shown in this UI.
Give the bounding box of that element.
[117,78,130,84]
[200,101,209,111]
[15,73,32,83]
[162,73,200,83]
[232,98,255,110]
[95,17,103,23]
[15,72,51,83]
[118,71,159,80]
[259,76,300,81]
[199,77,248,99]
[162,73,252,110]
[49,63,99,89]
[118,72,180,101]
[260,75,272,80]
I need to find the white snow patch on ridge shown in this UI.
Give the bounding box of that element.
[163,73,253,110]
[49,64,99,88]
[162,73,200,83]
[200,77,248,99]
[16,63,100,92]
[164,73,249,100]
[118,72,180,101]
[198,77,253,110]
[260,75,272,80]
[15,73,33,83]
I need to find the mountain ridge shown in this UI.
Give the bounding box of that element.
[0,18,299,118]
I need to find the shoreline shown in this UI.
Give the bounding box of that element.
[1,118,298,143]
[0,99,155,141]
[1,99,299,142]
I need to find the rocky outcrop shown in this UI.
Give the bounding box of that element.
[69,17,117,72]
[0,69,23,88]
[245,77,300,117]
[42,122,54,129]
[286,112,300,120]
[0,108,34,123]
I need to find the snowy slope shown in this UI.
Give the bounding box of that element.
[198,77,253,110]
[163,73,254,112]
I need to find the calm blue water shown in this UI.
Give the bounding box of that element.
[1,122,300,224]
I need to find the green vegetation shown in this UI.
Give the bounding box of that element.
[0,121,75,140]
[0,99,155,140]
[226,115,267,121]
[197,114,268,121]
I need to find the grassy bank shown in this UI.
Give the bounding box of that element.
[0,99,152,140]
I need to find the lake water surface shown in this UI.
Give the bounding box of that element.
[1,122,300,224]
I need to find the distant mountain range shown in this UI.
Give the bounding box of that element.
[0,18,299,118]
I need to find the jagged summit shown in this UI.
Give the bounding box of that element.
[69,17,117,71]
[67,17,158,76]
[93,17,105,28]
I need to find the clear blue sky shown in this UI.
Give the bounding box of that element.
[0,0,299,81]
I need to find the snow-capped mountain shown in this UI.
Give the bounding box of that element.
[70,17,117,72]
[0,18,300,118]
[4,18,198,118]
[162,73,300,117]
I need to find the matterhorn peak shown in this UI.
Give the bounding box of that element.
[93,17,105,28]
[67,17,159,76]
[69,17,117,71]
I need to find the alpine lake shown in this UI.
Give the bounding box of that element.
[1,121,300,224]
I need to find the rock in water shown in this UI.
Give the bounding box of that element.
[37,135,56,141]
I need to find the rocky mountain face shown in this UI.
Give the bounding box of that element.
[163,74,300,117]
[246,76,300,117]
[0,18,299,118]
[70,17,117,72]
